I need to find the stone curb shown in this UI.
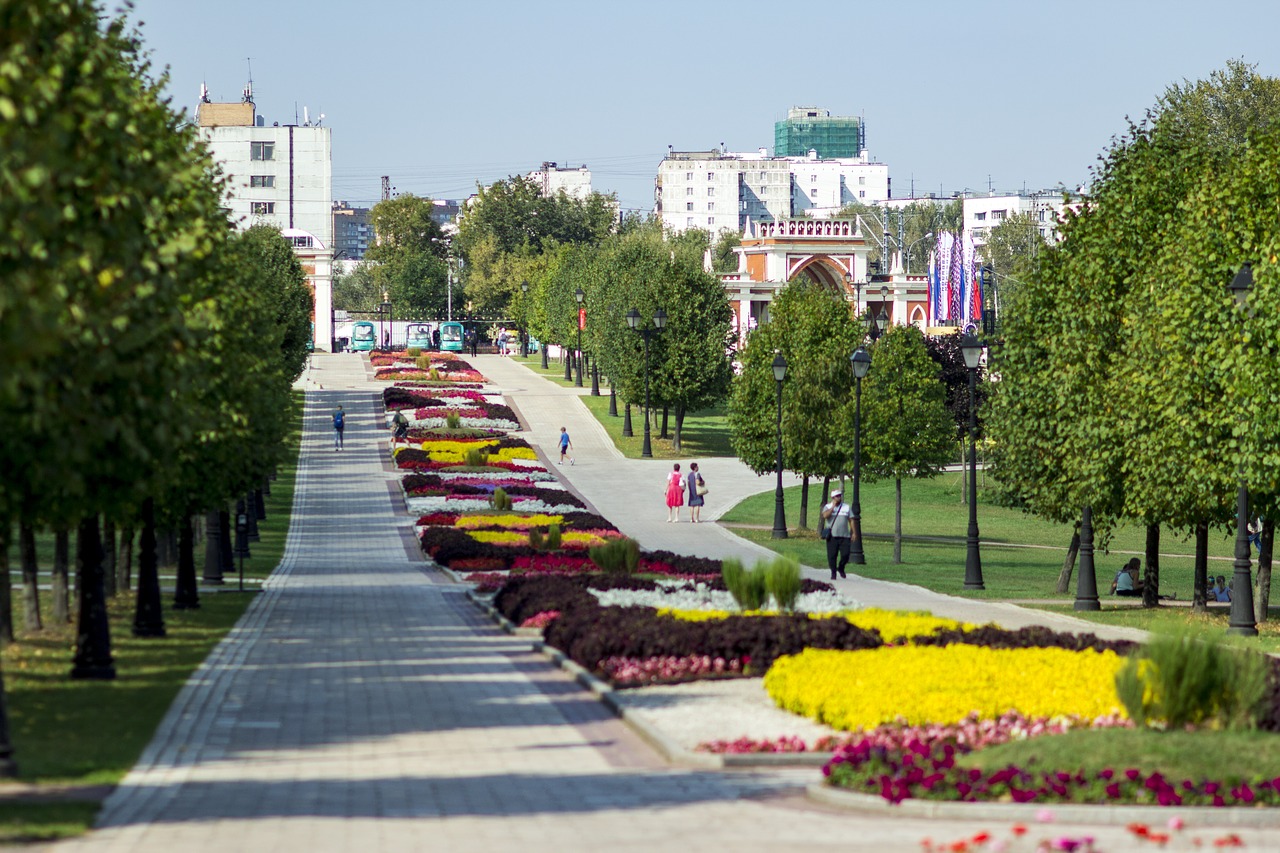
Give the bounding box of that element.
[462,590,830,771]
[806,783,1280,828]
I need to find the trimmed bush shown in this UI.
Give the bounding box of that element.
[528,528,544,550]
[464,447,486,467]
[588,537,640,575]
[491,487,512,511]
[544,523,562,551]
[764,557,803,611]
[406,347,422,357]
[721,558,747,608]
[445,410,461,429]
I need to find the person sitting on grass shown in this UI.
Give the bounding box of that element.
[1110,558,1143,597]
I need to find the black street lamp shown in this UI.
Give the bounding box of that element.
[379,294,393,351]
[845,272,863,321]
[520,280,529,358]
[771,351,789,539]
[1227,262,1258,636]
[849,346,871,563]
[960,330,985,590]
[575,287,585,387]
[1074,505,1101,611]
[626,307,666,457]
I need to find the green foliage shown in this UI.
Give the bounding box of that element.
[1116,624,1269,730]
[545,524,562,550]
[363,194,449,317]
[763,557,803,611]
[406,347,421,358]
[464,448,486,468]
[721,558,769,611]
[528,528,544,550]
[720,558,747,607]
[445,410,461,430]
[587,536,638,575]
[978,211,1046,312]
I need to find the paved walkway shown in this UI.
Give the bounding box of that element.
[474,355,1144,642]
[49,352,1256,852]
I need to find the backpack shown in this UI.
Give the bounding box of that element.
[334,411,345,429]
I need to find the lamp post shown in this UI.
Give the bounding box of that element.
[1227,262,1258,636]
[904,232,934,275]
[845,272,864,320]
[520,280,529,358]
[868,299,889,343]
[379,292,393,351]
[626,307,666,458]
[575,287,585,387]
[850,346,871,563]
[771,351,789,539]
[960,331,985,590]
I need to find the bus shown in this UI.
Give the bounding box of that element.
[440,321,464,353]
[406,323,433,350]
[350,321,376,352]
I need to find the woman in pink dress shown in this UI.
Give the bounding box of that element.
[665,463,685,522]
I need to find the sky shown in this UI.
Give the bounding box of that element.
[125,0,1280,214]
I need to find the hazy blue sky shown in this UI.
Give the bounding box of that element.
[126,0,1280,213]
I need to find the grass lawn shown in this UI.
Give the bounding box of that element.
[720,475,1244,604]
[1036,603,1280,654]
[0,391,302,840]
[961,728,1280,781]
[511,354,735,459]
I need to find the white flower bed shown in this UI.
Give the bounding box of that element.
[432,470,554,483]
[589,580,860,615]
[410,416,521,431]
[405,495,584,515]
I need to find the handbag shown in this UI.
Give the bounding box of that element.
[696,476,708,496]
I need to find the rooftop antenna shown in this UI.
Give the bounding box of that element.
[303,106,310,126]
[242,58,254,103]
[199,81,210,103]
[316,108,325,127]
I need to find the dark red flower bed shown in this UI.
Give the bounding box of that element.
[384,386,445,410]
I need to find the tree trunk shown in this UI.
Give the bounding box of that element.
[254,488,266,520]
[1255,517,1273,624]
[70,515,115,679]
[103,518,117,598]
[660,407,669,439]
[117,525,133,592]
[174,513,200,611]
[1054,525,1081,594]
[133,499,166,638]
[0,526,12,644]
[672,406,685,452]
[799,475,810,530]
[1142,523,1160,608]
[1192,519,1209,612]
[203,511,224,584]
[18,526,41,632]
[893,477,903,564]
[821,476,831,506]
[51,528,70,624]
[218,508,234,580]
[245,492,260,543]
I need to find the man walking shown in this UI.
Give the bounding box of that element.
[820,489,855,579]
[558,427,574,465]
[333,405,346,451]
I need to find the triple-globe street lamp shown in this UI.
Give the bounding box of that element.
[771,351,789,539]
[625,307,666,458]
[959,330,985,590]
[849,347,871,564]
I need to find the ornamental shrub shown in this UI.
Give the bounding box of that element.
[527,528,544,550]
[430,368,441,381]
[406,347,422,357]
[464,447,486,467]
[445,410,462,429]
[764,557,803,611]
[588,536,638,575]
[721,558,747,607]
[545,523,563,550]
[491,487,512,511]
[1115,624,1269,731]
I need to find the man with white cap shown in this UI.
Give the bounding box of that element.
[820,488,855,580]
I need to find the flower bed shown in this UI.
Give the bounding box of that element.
[602,654,748,687]
[658,607,971,639]
[765,646,1127,731]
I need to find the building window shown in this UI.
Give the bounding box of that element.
[250,142,274,161]
[708,172,714,180]
[686,187,694,196]
[707,202,715,211]
[975,212,987,221]
[993,210,1007,221]
[1039,210,1047,221]
[858,190,866,198]
[251,201,276,214]
[686,172,692,181]
[250,175,275,188]
[858,176,866,185]
[687,217,694,227]
[707,187,714,197]
[810,175,817,183]
[708,217,715,225]
[686,202,694,211]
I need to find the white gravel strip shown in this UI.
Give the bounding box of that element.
[610,677,841,751]
[589,581,861,613]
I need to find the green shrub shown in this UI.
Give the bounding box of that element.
[721,558,747,609]
[528,528,544,550]
[491,487,512,511]
[464,447,486,467]
[588,537,639,575]
[430,367,441,381]
[445,410,461,429]
[416,354,432,370]
[764,557,803,611]
[722,558,770,611]
[545,524,562,551]
[1115,623,1270,731]
[406,347,422,358]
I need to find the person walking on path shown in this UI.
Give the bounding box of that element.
[558,427,574,465]
[332,404,346,451]
[392,409,409,441]
[666,463,685,522]
[820,489,855,579]
[686,462,705,523]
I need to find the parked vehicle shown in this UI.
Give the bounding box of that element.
[440,321,465,353]
[406,323,433,350]
[351,321,376,352]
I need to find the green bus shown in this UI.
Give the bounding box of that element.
[351,321,376,352]
[439,321,464,353]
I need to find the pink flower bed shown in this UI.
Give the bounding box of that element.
[519,610,561,629]
[461,572,507,593]
[415,406,489,420]
[601,654,747,687]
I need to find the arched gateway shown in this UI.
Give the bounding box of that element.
[719,217,931,339]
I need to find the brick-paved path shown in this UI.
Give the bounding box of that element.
[48,355,1267,852]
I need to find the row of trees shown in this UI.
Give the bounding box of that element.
[989,60,1280,614]
[0,0,312,770]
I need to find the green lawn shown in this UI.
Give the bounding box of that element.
[0,391,303,839]
[1036,603,1280,653]
[512,355,735,459]
[721,475,1243,604]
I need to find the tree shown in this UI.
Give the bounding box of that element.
[363,195,449,318]
[712,230,742,272]
[859,325,958,563]
[332,261,380,313]
[979,211,1047,312]
[835,200,962,273]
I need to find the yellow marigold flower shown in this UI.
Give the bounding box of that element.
[467,530,527,545]
[456,513,564,530]
[763,646,1127,730]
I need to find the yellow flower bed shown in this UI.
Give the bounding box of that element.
[488,447,537,462]
[658,607,970,639]
[560,531,615,547]
[421,439,499,455]
[456,513,563,530]
[467,530,528,545]
[764,646,1127,730]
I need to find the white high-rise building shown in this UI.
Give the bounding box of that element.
[195,92,334,350]
[655,147,889,237]
[963,191,1076,248]
[526,162,593,199]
